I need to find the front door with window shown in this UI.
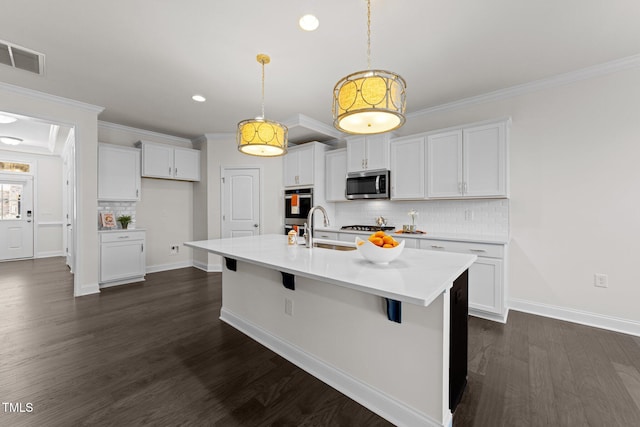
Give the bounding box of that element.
[0,176,34,260]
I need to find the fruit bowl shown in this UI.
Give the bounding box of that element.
[355,236,405,264]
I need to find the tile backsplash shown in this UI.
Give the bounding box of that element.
[98,202,137,230]
[334,199,509,236]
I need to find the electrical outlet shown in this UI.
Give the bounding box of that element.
[284,298,293,316]
[169,244,179,255]
[594,273,608,288]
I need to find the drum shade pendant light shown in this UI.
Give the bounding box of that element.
[237,54,288,157]
[332,0,406,134]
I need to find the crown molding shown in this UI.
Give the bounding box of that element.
[203,132,235,142]
[98,121,192,146]
[408,53,640,119]
[0,81,104,114]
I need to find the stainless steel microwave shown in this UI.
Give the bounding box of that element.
[345,169,390,200]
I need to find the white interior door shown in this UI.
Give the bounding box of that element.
[0,176,34,260]
[221,168,260,238]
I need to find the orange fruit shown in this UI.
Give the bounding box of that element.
[371,237,384,247]
[383,243,393,248]
[357,240,365,246]
[382,235,394,245]
[374,231,386,238]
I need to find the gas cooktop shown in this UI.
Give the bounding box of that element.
[340,225,395,232]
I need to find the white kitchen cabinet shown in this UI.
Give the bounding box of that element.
[426,130,463,198]
[468,258,503,316]
[419,238,508,322]
[98,143,141,201]
[426,121,507,198]
[325,148,347,201]
[463,122,507,197]
[284,143,314,187]
[346,134,390,173]
[100,230,146,287]
[390,137,425,199]
[137,140,200,181]
[284,142,329,188]
[173,147,201,181]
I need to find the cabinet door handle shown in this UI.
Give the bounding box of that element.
[175,168,178,176]
[118,236,130,239]
[469,249,486,253]
[463,182,468,194]
[431,245,445,249]
[458,182,462,194]
[169,166,172,174]
[136,189,139,198]
[141,243,144,252]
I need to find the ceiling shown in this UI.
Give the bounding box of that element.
[0,0,639,145]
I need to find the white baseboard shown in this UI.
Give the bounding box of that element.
[146,260,193,274]
[509,298,640,337]
[220,308,446,427]
[192,260,222,272]
[36,250,65,259]
[470,307,509,324]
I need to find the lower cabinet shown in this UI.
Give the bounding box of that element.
[100,230,146,287]
[419,238,507,322]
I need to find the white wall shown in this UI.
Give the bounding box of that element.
[97,122,195,272]
[402,66,640,328]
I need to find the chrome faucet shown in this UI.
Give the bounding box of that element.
[304,205,330,248]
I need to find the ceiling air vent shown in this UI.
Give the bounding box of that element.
[0,40,45,75]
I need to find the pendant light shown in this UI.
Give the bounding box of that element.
[332,0,406,135]
[237,54,288,157]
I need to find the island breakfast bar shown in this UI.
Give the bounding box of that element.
[185,234,476,427]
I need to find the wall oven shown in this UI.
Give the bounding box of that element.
[346,169,390,200]
[284,188,313,235]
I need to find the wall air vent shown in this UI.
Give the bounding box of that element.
[0,40,45,75]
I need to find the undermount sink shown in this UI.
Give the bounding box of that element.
[313,242,357,251]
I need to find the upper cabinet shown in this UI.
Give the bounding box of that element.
[284,143,314,187]
[346,134,390,173]
[426,130,463,198]
[390,137,425,200]
[98,143,141,201]
[325,148,347,201]
[388,119,509,200]
[283,142,328,188]
[137,140,200,181]
[426,121,508,199]
[463,122,508,197]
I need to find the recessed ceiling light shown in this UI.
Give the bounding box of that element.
[0,136,23,145]
[299,14,319,31]
[192,94,206,102]
[0,114,17,124]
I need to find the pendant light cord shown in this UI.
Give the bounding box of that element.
[261,59,266,119]
[367,0,371,70]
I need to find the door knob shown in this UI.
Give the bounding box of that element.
[254,224,259,227]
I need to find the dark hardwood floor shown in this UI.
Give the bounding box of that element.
[1,258,639,426]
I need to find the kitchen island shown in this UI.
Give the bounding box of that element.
[185,234,476,427]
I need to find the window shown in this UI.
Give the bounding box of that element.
[0,161,31,173]
[0,183,22,220]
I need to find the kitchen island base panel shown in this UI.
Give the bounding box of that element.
[221,261,453,427]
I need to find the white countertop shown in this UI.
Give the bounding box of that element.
[185,234,476,307]
[98,228,146,233]
[315,227,510,245]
